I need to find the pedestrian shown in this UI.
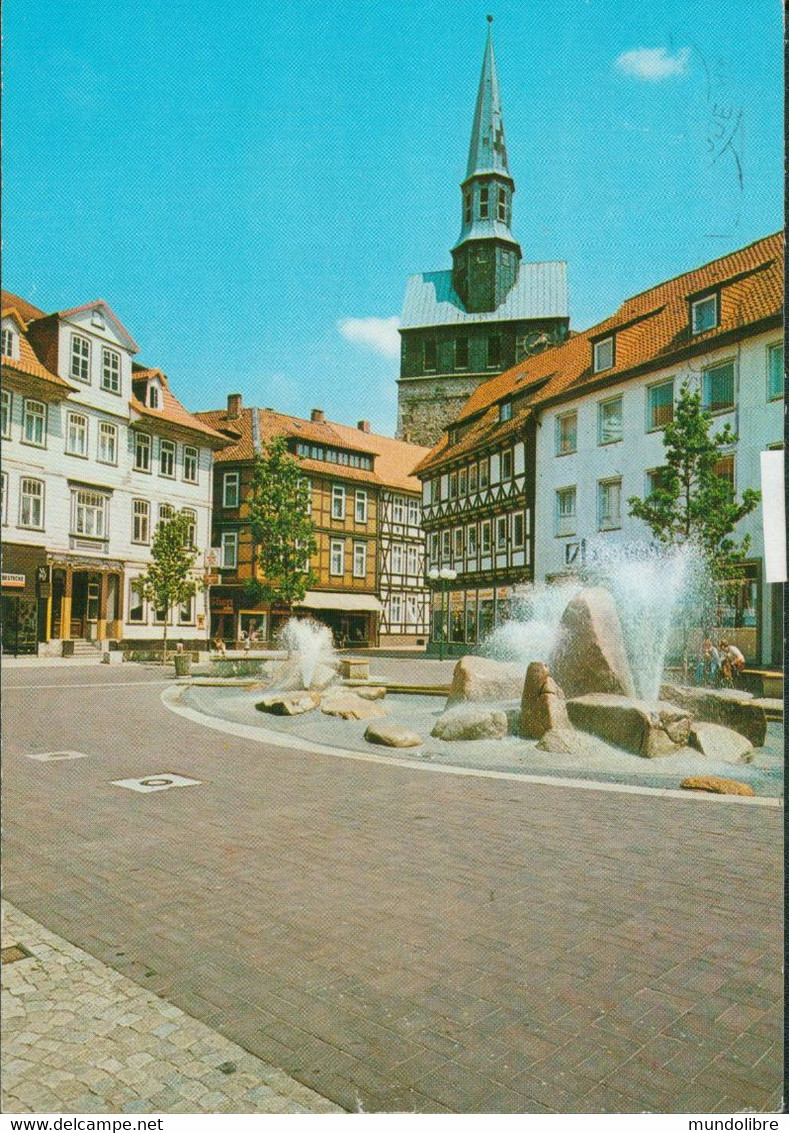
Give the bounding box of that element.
[720,640,745,685]
[695,638,721,686]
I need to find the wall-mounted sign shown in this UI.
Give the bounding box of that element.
[210,596,235,613]
[1,573,26,589]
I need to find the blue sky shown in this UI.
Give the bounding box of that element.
[4,0,782,436]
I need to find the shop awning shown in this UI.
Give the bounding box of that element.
[294,591,383,613]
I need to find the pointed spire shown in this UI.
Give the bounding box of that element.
[466,16,510,181]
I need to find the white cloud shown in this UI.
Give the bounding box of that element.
[337,315,400,359]
[615,46,690,81]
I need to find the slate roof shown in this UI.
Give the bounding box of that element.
[414,231,784,476]
[400,261,569,330]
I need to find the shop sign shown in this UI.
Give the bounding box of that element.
[1,573,26,589]
[210,596,235,613]
[477,588,494,601]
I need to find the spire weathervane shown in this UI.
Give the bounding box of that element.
[487,14,494,23]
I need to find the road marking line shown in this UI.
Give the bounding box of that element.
[2,680,174,691]
[24,751,90,762]
[161,687,782,808]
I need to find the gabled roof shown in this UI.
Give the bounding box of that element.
[54,300,140,354]
[195,405,430,492]
[129,370,228,446]
[1,321,77,394]
[1,291,47,324]
[414,231,784,477]
[400,261,569,330]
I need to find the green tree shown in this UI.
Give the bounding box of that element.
[627,381,760,572]
[137,509,201,657]
[246,436,317,607]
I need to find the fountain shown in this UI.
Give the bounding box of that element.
[276,617,337,690]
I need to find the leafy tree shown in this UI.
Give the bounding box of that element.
[245,436,317,607]
[137,509,201,657]
[627,381,760,573]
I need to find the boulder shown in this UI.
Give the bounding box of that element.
[689,722,754,764]
[566,693,692,757]
[268,658,338,693]
[520,661,571,738]
[256,691,320,716]
[431,703,508,741]
[364,722,423,748]
[536,727,587,755]
[551,588,636,699]
[660,684,767,747]
[680,776,756,797]
[446,655,524,707]
[352,685,387,700]
[320,692,387,721]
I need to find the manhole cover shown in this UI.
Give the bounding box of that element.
[111,773,202,794]
[2,944,33,964]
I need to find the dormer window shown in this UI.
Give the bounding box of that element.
[592,336,614,373]
[1,328,14,357]
[691,293,718,334]
[71,334,91,382]
[148,383,161,409]
[499,399,513,423]
[101,348,121,394]
[479,185,489,220]
[91,308,105,329]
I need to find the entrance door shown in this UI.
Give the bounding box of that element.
[1,595,38,655]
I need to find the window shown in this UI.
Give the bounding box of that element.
[71,334,91,382]
[430,532,439,564]
[393,496,405,524]
[73,489,108,538]
[178,594,194,624]
[23,399,46,446]
[448,472,457,499]
[496,515,507,550]
[647,380,674,430]
[148,384,160,409]
[65,412,88,457]
[330,539,345,576]
[501,449,513,480]
[407,544,419,574]
[101,348,121,393]
[0,470,6,524]
[768,343,784,401]
[457,469,467,498]
[159,502,174,525]
[98,421,118,464]
[479,185,489,219]
[132,499,150,544]
[646,467,670,497]
[1,389,10,438]
[467,524,477,556]
[301,478,312,515]
[220,530,238,569]
[691,293,718,334]
[556,487,577,536]
[390,593,403,625]
[598,396,623,444]
[593,336,614,373]
[353,542,367,578]
[702,361,735,413]
[468,463,478,492]
[134,432,151,472]
[223,471,240,507]
[499,400,512,423]
[183,446,198,483]
[407,595,418,625]
[598,478,622,531]
[355,489,368,523]
[463,192,472,225]
[1,328,14,356]
[479,457,489,488]
[407,497,419,526]
[513,512,525,548]
[160,440,176,479]
[128,579,145,623]
[713,454,735,489]
[331,484,346,519]
[487,335,501,369]
[19,478,44,528]
[392,543,404,573]
[455,337,469,370]
[182,508,197,548]
[423,338,437,372]
[556,411,577,455]
[153,602,168,625]
[497,187,507,222]
[442,530,451,561]
[481,521,491,554]
[454,528,464,558]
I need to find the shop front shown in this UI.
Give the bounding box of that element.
[48,556,124,642]
[294,591,382,648]
[1,543,49,655]
[429,584,514,655]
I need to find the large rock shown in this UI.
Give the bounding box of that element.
[269,657,338,692]
[353,685,387,701]
[566,693,692,757]
[551,588,636,699]
[256,691,320,716]
[660,684,767,747]
[536,727,587,755]
[431,703,508,741]
[446,655,524,707]
[364,722,423,748]
[320,692,387,721]
[680,776,756,797]
[689,722,754,764]
[520,661,571,738]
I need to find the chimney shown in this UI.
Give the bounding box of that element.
[311,408,325,423]
[357,419,371,433]
[227,393,242,419]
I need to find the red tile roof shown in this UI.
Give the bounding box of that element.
[130,376,228,446]
[415,232,784,476]
[1,318,77,393]
[1,291,47,324]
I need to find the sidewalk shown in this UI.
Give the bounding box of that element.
[1,902,343,1115]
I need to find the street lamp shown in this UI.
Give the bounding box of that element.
[428,566,457,661]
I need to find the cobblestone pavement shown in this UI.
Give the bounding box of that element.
[1,663,783,1114]
[1,902,342,1114]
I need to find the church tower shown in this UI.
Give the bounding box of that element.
[397,19,569,448]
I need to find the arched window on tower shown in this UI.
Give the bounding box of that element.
[463,192,472,225]
[497,187,507,222]
[479,186,489,219]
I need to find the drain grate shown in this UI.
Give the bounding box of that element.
[2,944,33,964]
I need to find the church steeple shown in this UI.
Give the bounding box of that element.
[452,17,522,313]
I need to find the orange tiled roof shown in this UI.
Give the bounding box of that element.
[130,374,229,446]
[415,232,784,476]
[1,291,47,324]
[1,320,77,393]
